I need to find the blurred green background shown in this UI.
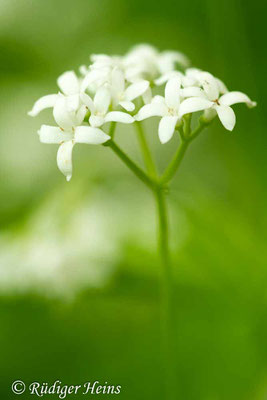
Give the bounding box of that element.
[0,0,266,399]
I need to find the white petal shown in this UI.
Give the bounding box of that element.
[81,69,109,92]
[111,67,125,94]
[28,94,58,117]
[94,86,111,114]
[38,125,72,143]
[104,111,134,124]
[215,105,236,131]
[142,87,152,104]
[180,87,206,98]
[75,126,110,144]
[158,116,178,144]
[216,78,228,94]
[165,77,181,109]
[119,101,135,112]
[203,108,217,122]
[152,95,165,104]
[66,94,80,112]
[80,92,95,113]
[135,103,168,121]
[89,115,105,128]
[199,72,219,101]
[178,97,213,118]
[57,71,79,96]
[53,96,75,130]
[57,140,74,181]
[158,51,190,73]
[154,71,182,86]
[125,80,150,101]
[75,105,88,125]
[219,91,256,108]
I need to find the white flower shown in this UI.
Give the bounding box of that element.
[29,44,257,180]
[124,44,190,82]
[183,72,256,131]
[28,71,83,117]
[39,95,110,181]
[136,78,212,143]
[81,86,135,128]
[110,67,150,111]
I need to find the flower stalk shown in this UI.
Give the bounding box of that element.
[104,119,208,399]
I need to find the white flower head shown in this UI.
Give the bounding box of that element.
[29,44,256,180]
[81,85,134,128]
[182,71,257,131]
[39,95,110,181]
[110,67,150,112]
[28,71,83,117]
[136,77,212,143]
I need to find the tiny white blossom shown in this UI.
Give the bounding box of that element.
[39,95,110,181]
[124,44,189,83]
[136,78,212,143]
[81,86,135,128]
[110,67,150,111]
[28,71,83,117]
[182,72,256,130]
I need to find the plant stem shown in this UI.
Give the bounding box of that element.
[135,121,157,178]
[109,121,116,139]
[160,139,189,185]
[160,119,208,185]
[104,140,155,190]
[154,187,176,399]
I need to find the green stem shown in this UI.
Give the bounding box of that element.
[160,119,208,185]
[160,139,189,185]
[135,121,157,178]
[188,119,207,142]
[154,187,176,399]
[104,140,155,190]
[109,121,116,139]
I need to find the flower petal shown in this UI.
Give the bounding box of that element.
[57,140,74,181]
[53,95,75,130]
[158,116,178,144]
[219,91,256,108]
[216,78,228,95]
[81,69,110,92]
[28,94,58,117]
[111,67,125,94]
[38,125,72,143]
[203,108,217,122]
[165,77,181,109]
[154,71,182,86]
[215,105,236,131]
[119,101,135,112]
[66,94,80,112]
[94,86,111,114]
[178,97,213,118]
[75,105,88,125]
[158,51,190,73]
[89,115,105,128]
[125,80,150,101]
[104,111,134,124]
[75,126,110,144]
[57,71,80,96]
[135,103,168,121]
[142,87,153,104]
[80,92,95,113]
[199,72,219,101]
[180,87,206,98]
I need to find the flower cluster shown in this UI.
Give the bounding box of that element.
[29,44,256,181]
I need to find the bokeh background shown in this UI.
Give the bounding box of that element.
[0,0,266,399]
